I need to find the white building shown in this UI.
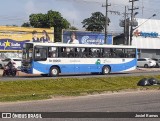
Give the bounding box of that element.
[132,19,160,58]
[132,18,160,58]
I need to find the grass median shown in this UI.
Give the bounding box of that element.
[0,75,160,102]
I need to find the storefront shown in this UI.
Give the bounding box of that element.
[132,18,160,58]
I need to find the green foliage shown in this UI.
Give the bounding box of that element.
[6,24,18,27]
[23,10,70,42]
[0,75,160,102]
[82,12,110,32]
[69,26,78,30]
[21,22,31,27]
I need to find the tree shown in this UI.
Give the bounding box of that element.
[21,22,31,27]
[23,10,70,42]
[69,26,78,30]
[82,12,110,32]
[6,24,18,27]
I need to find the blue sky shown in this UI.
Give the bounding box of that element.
[0,0,159,33]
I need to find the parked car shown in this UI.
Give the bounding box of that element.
[137,58,156,68]
[0,58,22,70]
[151,58,160,67]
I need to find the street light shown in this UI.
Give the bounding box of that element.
[134,12,139,16]
[130,14,156,45]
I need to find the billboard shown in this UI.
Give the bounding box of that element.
[62,30,112,45]
[0,26,54,51]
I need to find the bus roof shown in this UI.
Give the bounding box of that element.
[26,42,136,49]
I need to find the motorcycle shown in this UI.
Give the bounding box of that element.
[3,65,17,77]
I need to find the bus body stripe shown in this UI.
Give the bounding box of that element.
[32,59,136,74]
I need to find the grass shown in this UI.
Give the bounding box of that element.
[0,75,160,102]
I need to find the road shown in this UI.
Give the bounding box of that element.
[0,90,160,121]
[0,70,160,81]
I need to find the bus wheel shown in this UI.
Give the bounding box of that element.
[50,67,59,77]
[102,66,110,75]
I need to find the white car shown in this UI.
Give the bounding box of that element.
[137,58,156,68]
[151,58,160,67]
[0,58,22,70]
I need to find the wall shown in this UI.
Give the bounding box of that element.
[132,18,160,49]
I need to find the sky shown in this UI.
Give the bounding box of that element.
[0,0,159,33]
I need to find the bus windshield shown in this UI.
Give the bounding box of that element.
[22,43,33,61]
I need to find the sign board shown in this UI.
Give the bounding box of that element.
[0,26,54,51]
[62,30,112,45]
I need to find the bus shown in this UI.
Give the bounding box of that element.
[21,42,137,76]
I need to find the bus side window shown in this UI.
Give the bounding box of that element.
[103,48,110,58]
[125,48,136,58]
[68,48,74,58]
[75,48,81,58]
[61,47,68,57]
[88,48,93,57]
[96,49,101,58]
[78,48,83,58]
[48,47,57,58]
[82,48,88,58]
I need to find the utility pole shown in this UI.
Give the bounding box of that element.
[124,6,127,45]
[102,0,111,44]
[142,0,144,17]
[119,6,130,45]
[129,0,139,45]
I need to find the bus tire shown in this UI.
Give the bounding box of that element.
[102,66,110,75]
[50,66,59,77]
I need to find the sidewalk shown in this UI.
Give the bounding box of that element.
[133,67,160,72]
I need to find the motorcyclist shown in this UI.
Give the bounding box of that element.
[2,60,14,76]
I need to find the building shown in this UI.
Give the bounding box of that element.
[132,18,160,58]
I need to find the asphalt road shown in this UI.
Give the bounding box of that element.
[0,90,160,121]
[0,71,160,81]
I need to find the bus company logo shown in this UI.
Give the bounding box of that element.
[133,30,158,38]
[95,59,101,65]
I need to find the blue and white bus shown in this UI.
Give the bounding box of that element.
[21,42,137,76]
